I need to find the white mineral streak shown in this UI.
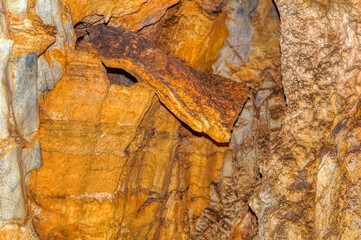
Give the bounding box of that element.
[0,142,42,223]
[0,38,13,144]
[22,140,43,179]
[0,147,26,223]
[35,0,76,90]
[37,56,54,93]
[5,0,28,18]
[0,0,75,227]
[0,0,8,37]
[212,0,257,77]
[35,0,76,50]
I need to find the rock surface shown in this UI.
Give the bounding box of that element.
[84,25,248,143]
[62,0,179,31]
[27,51,228,239]
[1,0,361,238]
[192,0,283,238]
[247,0,361,239]
[150,0,229,73]
[0,0,75,237]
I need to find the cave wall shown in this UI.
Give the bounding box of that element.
[0,0,75,237]
[250,0,361,239]
[0,0,360,239]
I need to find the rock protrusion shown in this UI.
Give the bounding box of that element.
[84,25,249,143]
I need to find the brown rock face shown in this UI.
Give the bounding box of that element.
[84,25,248,143]
[4,0,361,238]
[28,51,228,239]
[193,0,226,13]
[248,0,361,239]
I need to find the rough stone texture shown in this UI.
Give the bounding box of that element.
[248,0,361,239]
[10,53,39,142]
[39,52,154,156]
[0,222,38,240]
[0,0,75,237]
[0,38,13,147]
[150,0,229,73]
[193,0,226,14]
[192,0,283,238]
[62,0,179,31]
[8,19,56,60]
[3,0,361,238]
[107,0,179,31]
[27,51,228,239]
[0,0,44,227]
[213,0,257,78]
[34,0,76,49]
[84,25,248,143]
[34,0,77,97]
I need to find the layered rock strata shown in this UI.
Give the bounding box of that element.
[27,50,229,239]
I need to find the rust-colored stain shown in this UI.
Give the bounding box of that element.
[85,25,248,142]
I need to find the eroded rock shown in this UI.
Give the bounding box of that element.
[150,0,229,73]
[84,25,248,143]
[62,0,179,31]
[248,0,361,239]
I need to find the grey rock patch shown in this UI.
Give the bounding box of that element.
[35,0,76,50]
[37,56,54,93]
[0,147,26,223]
[50,58,64,85]
[11,52,39,142]
[213,0,258,77]
[255,89,273,107]
[22,140,43,180]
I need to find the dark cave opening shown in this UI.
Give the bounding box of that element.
[104,66,138,87]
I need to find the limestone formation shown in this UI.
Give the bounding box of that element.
[248,0,361,239]
[0,0,74,236]
[62,0,179,31]
[84,25,248,143]
[150,0,229,73]
[0,0,361,239]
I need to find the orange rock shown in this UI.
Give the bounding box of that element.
[0,223,38,240]
[84,25,248,143]
[8,18,56,60]
[153,0,229,73]
[108,0,179,31]
[39,51,154,156]
[28,50,179,239]
[60,0,141,25]
[62,0,179,30]
[28,48,226,238]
